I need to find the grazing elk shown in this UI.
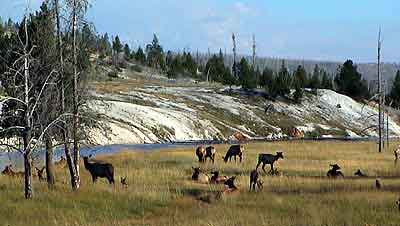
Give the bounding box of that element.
[223,145,244,163]
[120,177,128,188]
[195,146,206,163]
[375,179,382,190]
[191,167,210,184]
[83,155,115,184]
[205,146,216,163]
[327,164,344,178]
[1,165,24,177]
[354,169,367,177]
[210,171,228,184]
[256,152,284,174]
[35,167,46,181]
[249,169,263,192]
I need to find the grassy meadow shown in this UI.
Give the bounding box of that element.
[1,140,400,226]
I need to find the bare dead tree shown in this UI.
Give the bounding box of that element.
[377,28,383,153]
[54,0,78,190]
[67,0,89,188]
[72,0,81,187]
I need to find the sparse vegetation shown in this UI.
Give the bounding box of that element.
[1,141,400,226]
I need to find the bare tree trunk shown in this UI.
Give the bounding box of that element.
[72,0,81,188]
[54,0,78,190]
[45,136,55,188]
[23,16,33,199]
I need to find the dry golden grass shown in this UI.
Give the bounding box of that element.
[1,140,400,226]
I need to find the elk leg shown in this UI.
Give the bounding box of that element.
[262,163,267,173]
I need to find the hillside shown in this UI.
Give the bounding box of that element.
[88,66,400,145]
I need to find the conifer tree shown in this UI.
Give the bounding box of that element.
[334,60,369,99]
[390,70,400,108]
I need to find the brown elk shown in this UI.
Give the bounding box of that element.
[191,167,209,184]
[249,169,263,192]
[205,146,216,163]
[223,145,244,163]
[210,171,228,184]
[195,146,206,163]
[35,167,46,181]
[1,165,24,177]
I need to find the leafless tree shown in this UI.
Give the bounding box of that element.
[53,0,78,190]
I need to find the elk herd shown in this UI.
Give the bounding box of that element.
[1,143,399,206]
[192,144,282,194]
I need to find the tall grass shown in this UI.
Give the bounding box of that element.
[1,141,400,226]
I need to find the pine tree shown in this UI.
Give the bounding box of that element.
[390,70,400,108]
[275,60,292,96]
[237,58,256,90]
[112,35,122,54]
[309,64,321,89]
[123,43,131,60]
[334,60,369,99]
[146,34,164,69]
[293,65,307,88]
[321,71,333,89]
[260,66,274,88]
[135,46,146,64]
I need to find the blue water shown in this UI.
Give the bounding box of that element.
[0,143,198,171]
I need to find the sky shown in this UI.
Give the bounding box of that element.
[1,0,399,63]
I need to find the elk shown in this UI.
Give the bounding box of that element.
[120,177,128,188]
[55,156,66,167]
[210,171,228,184]
[376,179,382,189]
[394,148,400,164]
[223,145,244,163]
[191,167,209,184]
[1,165,24,177]
[222,176,238,194]
[354,169,367,177]
[256,152,284,174]
[205,146,216,163]
[249,169,263,192]
[35,167,46,181]
[195,146,206,163]
[83,156,115,184]
[327,164,344,178]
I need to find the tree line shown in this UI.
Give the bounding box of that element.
[87,31,381,103]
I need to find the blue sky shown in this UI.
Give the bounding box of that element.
[1,0,399,63]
